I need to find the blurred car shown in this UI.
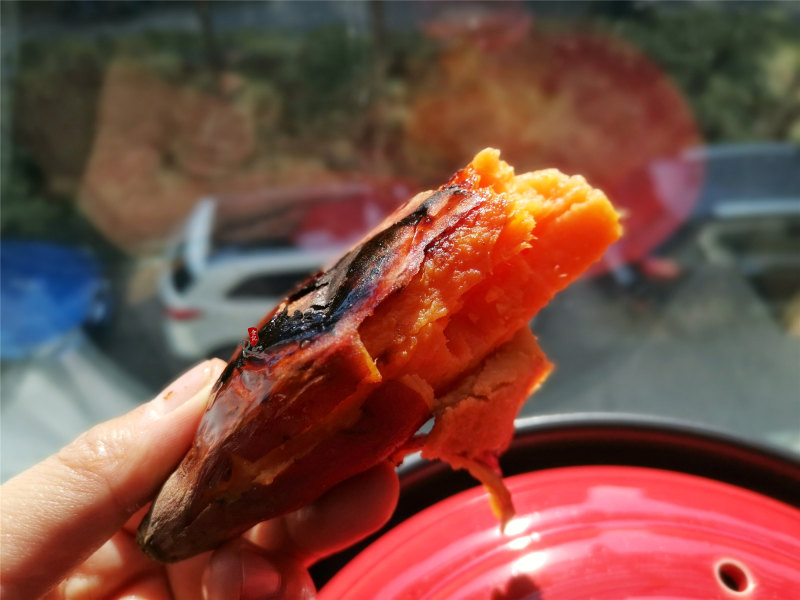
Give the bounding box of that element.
[159,178,415,359]
[690,143,800,331]
[159,199,335,360]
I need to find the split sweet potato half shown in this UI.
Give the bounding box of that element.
[138,149,621,562]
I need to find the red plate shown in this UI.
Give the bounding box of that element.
[320,466,800,599]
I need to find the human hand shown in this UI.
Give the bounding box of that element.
[1,359,400,600]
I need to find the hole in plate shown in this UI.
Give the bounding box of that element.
[715,559,753,595]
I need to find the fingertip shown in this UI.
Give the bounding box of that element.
[366,460,401,502]
[202,541,243,600]
[149,359,226,419]
[112,573,171,600]
[240,549,283,600]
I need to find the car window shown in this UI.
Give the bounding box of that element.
[171,259,194,293]
[227,272,313,299]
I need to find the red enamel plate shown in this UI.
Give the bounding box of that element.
[320,465,800,599]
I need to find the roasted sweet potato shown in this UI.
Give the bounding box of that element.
[138,148,621,562]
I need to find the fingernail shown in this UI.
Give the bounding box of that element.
[150,360,219,418]
[240,548,282,599]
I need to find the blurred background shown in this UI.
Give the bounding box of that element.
[1,0,798,482]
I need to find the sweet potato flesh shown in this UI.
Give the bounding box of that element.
[359,148,618,398]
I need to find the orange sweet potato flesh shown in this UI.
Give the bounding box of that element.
[137,149,621,562]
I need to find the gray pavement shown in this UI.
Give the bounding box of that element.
[525,264,800,453]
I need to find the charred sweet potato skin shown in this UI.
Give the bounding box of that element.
[138,150,621,562]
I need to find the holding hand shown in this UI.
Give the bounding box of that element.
[1,359,398,600]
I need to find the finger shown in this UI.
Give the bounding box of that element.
[0,359,226,600]
[111,573,172,600]
[251,462,399,565]
[202,539,314,600]
[165,552,212,600]
[51,531,158,600]
[287,461,399,564]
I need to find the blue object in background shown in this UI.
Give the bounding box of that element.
[0,241,109,360]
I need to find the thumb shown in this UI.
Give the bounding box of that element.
[0,358,225,600]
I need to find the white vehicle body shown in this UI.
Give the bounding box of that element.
[159,199,340,359]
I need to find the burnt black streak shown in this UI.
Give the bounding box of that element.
[262,194,436,344]
[221,187,471,378]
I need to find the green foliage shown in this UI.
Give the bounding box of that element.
[602,4,800,142]
[2,153,73,237]
[0,149,118,263]
[260,26,373,137]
